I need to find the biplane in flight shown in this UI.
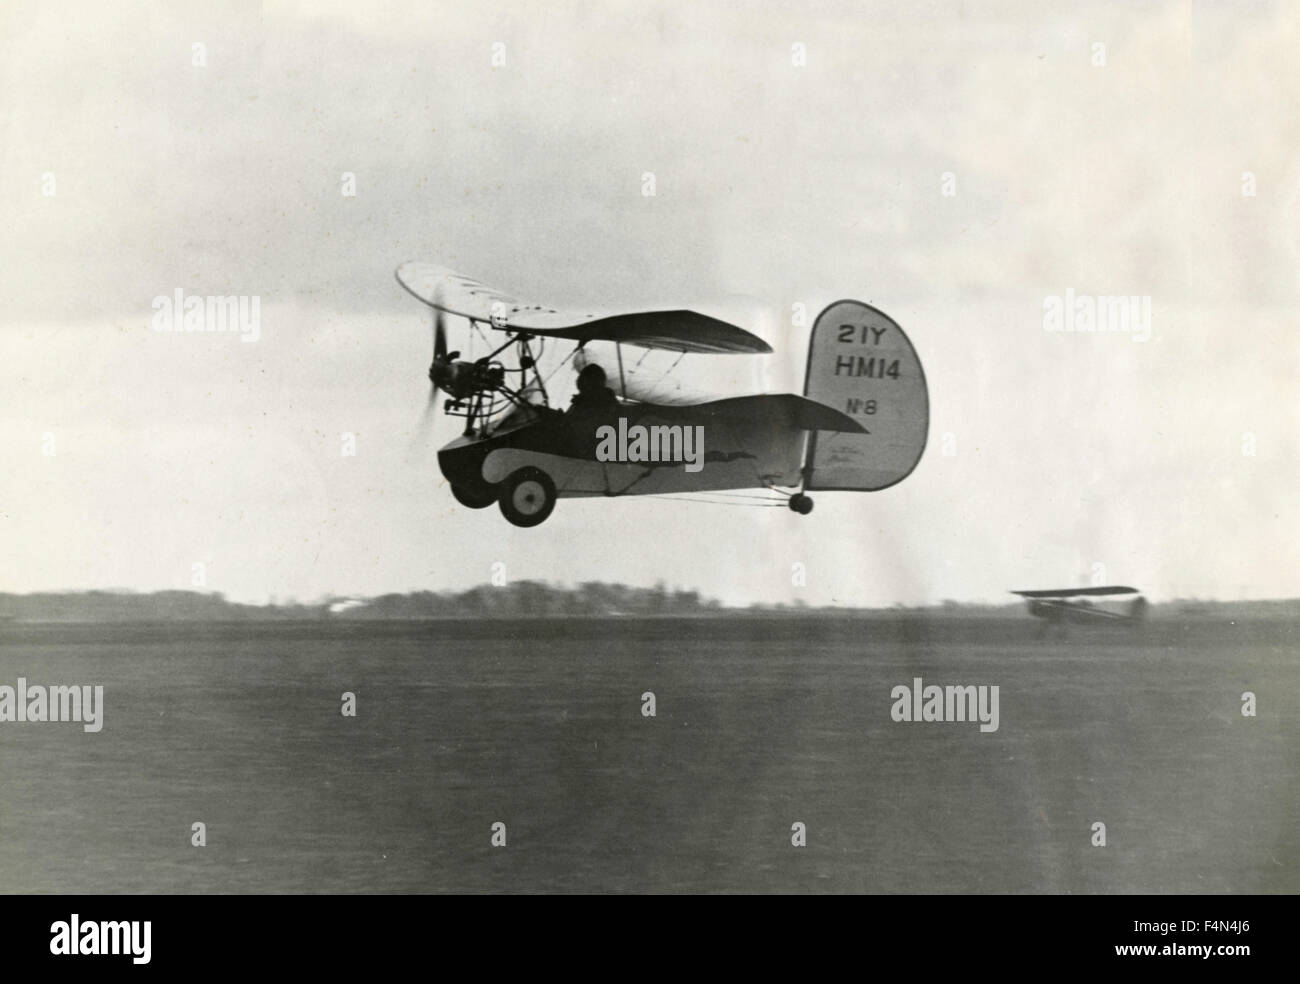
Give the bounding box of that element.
[396,262,928,527]
[1011,585,1149,635]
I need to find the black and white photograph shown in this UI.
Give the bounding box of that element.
[0,0,1295,946]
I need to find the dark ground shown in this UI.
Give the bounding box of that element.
[0,616,1294,893]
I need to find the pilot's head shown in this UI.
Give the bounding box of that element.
[576,363,607,395]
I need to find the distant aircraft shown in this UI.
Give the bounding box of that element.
[396,263,929,526]
[1011,586,1148,635]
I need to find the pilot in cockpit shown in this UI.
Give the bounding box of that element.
[563,363,621,455]
[567,363,621,417]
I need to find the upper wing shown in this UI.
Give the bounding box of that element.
[396,262,574,327]
[1011,586,1140,598]
[562,311,772,354]
[396,262,771,354]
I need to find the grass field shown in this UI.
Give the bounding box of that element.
[0,617,1295,893]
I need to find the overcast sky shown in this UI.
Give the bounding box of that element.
[2,0,1297,606]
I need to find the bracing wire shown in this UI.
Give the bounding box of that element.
[640,491,791,507]
[543,343,582,385]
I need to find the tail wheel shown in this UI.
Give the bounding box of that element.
[498,467,557,527]
[450,482,498,509]
[789,494,814,515]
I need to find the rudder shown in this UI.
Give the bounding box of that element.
[802,300,928,491]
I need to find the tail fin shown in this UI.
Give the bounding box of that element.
[802,300,928,491]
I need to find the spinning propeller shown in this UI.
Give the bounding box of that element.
[427,291,458,397]
[415,289,503,443]
[414,291,455,443]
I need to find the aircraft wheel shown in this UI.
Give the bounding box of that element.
[499,467,557,527]
[450,482,498,509]
[789,494,814,515]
